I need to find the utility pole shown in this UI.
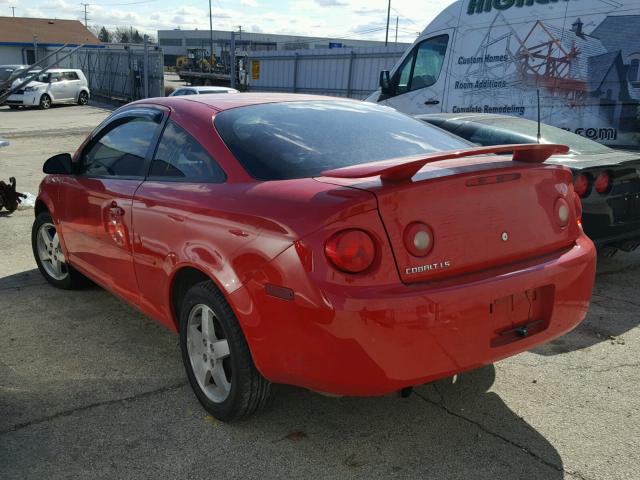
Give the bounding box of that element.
[237,25,242,49]
[385,0,391,46]
[208,0,214,68]
[81,3,89,28]
[10,6,16,17]
[395,16,398,46]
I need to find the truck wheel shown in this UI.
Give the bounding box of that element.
[32,212,87,289]
[179,280,271,422]
[9,105,19,110]
[77,91,89,105]
[39,94,52,110]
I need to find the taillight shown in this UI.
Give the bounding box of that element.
[573,192,583,225]
[403,222,434,257]
[573,173,590,198]
[324,229,376,273]
[595,171,611,194]
[555,197,570,228]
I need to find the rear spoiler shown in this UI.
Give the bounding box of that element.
[321,143,569,182]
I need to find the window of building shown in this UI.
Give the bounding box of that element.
[159,38,183,47]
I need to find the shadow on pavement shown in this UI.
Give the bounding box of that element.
[532,250,640,356]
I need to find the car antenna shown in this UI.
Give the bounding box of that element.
[536,89,541,144]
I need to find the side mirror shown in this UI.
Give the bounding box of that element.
[379,70,392,95]
[43,153,73,175]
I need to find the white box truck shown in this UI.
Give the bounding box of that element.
[367,0,640,149]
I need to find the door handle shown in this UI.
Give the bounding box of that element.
[109,201,125,216]
[424,99,440,105]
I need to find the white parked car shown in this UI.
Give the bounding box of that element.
[169,86,238,96]
[6,69,90,110]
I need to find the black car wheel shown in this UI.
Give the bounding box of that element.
[39,94,52,110]
[179,280,271,422]
[78,91,89,105]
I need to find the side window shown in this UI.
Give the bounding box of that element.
[81,116,159,177]
[64,71,79,81]
[392,35,449,95]
[49,72,62,83]
[395,54,413,95]
[173,89,186,96]
[149,121,225,182]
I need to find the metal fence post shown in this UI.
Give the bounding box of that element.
[293,53,298,93]
[230,31,236,89]
[346,50,355,98]
[143,35,149,98]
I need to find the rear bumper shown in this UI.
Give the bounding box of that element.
[232,234,596,396]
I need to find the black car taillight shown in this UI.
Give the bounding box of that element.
[573,173,590,198]
[595,171,612,195]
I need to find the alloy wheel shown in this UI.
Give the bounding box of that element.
[36,222,68,281]
[40,95,51,109]
[186,304,232,403]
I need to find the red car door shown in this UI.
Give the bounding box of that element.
[57,108,165,302]
[131,118,230,327]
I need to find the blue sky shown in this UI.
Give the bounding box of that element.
[6,0,457,42]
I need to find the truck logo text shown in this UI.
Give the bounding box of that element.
[468,0,569,15]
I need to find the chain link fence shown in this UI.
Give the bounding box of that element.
[55,46,164,103]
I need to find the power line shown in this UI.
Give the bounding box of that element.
[97,0,159,5]
[390,6,420,28]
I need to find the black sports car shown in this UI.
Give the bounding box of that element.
[417,113,640,255]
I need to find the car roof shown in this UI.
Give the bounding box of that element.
[42,68,81,73]
[183,86,237,91]
[137,93,347,112]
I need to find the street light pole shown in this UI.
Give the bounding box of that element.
[385,0,391,46]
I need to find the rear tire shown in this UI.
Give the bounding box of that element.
[9,105,19,110]
[179,280,271,422]
[77,91,89,105]
[32,212,87,289]
[39,94,52,110]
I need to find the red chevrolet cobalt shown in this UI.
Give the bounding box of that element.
[32,94,596,421]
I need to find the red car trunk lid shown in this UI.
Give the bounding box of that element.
[319,145,580,284]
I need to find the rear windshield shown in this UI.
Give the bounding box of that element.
[214,100,471,180]
[470,117,612,155]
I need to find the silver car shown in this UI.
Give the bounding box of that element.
[6,69,90,110]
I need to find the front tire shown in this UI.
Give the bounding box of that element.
[39,94,52,110]
[77,91,89,105]
[32,212,85,289]
[179,280,270,422]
